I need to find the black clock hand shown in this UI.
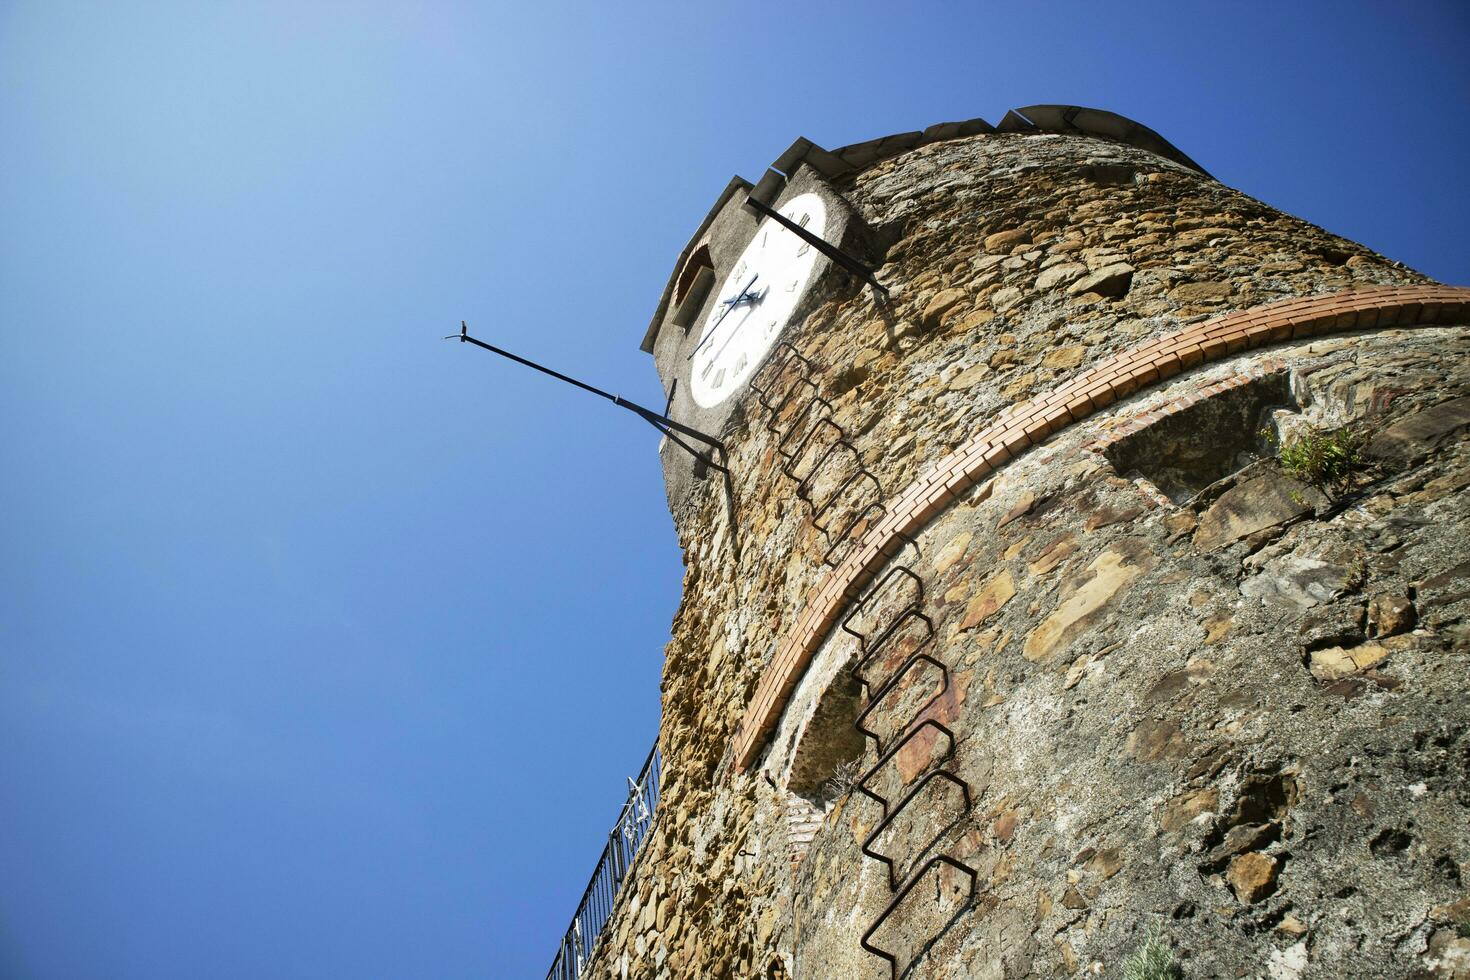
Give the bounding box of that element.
[723,276,760,307]
[687,273,758,361]
[704,284,770,366]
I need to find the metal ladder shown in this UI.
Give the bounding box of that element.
[748,349,979,977]
[841,567,978,976]
[750,345,888,570]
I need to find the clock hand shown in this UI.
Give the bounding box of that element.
[704,285,771,366]
[727,291,760,308]
[721,273,759,311]
[687,273,758,361]
[722,277,759,306]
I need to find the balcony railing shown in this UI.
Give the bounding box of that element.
[545,740,662,980]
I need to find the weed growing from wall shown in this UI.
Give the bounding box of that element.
[1262,423,1370,502]
[821,758,862,803]
[1120,928,1182,980]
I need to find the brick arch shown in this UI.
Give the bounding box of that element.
[732,284,1470,771]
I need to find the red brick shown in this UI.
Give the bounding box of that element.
[1416,301,1446,325]
[1062,392,1096,418]
[965,457,996,483]
[1222,332,1252,354]
[1129,363,1162,387]
[1041,404,1074,428]
[1200,336,1231,358]
[1112,373,1144,398]
[1150,350,1186,376]
[877,532,910,559]
[1377,304,1407,327]
[1088,385,1119,410]
[1176,344,1206,367]
[958,440,991,465]
[999,428,1032,453]
[1022,416,1054,441]
[1260,319,1293,343]
[909,492,946,526]
[1173,320,1211,339]
[1048,377,1089,402]
[1442,301,1470,323]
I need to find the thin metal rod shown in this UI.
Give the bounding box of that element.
[687,272,758,361]
[643,416,729,476]
[860,854,978,978]
[448,322,728,472]
[745,197,888,295]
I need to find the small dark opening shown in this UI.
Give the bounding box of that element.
[1079,163,1137,186]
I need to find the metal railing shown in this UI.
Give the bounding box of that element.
[545,741,662,980]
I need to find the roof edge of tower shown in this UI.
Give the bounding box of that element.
[641,175,752,354]
[642,106,1208,354]
[1004,104,1210,176]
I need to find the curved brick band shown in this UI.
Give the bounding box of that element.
[732,284,1470,771]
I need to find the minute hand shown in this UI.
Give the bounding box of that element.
[687,273,758,361]
[704,285,767,366]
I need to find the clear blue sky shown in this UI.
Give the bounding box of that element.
[1,2,1466,977]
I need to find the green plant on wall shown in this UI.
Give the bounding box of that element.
[1120,928,1182,980]
[1261,422,1370,502]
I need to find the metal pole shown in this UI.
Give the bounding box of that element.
[447,322,729,472]
[744,197,888,296]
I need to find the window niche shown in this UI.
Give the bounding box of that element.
[1101,370,1297,504]
[670,244,715,329]
[777,562,931,807]
[783,670,866,803]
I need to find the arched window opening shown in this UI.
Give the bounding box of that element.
[672,244,715,328]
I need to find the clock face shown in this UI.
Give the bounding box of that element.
[689,193,828,408]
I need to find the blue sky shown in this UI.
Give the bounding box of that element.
[1,2,1466,977]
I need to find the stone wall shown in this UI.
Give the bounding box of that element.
[589,128,1470,979]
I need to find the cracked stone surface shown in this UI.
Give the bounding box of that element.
[583,127,1468,980]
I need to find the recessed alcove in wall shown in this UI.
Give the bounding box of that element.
[1100,368,1296,504]
[784,671,866,801]
[671,244,714,329]
[773,562,927,805]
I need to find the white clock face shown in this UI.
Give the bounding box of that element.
[689,192,828,408]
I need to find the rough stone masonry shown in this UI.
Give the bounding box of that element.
[593,110,1470,979]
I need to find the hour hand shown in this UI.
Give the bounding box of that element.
[720,274,760,308]
[724,285,766,309]
[688,274,759,361]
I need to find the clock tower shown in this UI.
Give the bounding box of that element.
[642,163,884,519]
[592,106,1470,979]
